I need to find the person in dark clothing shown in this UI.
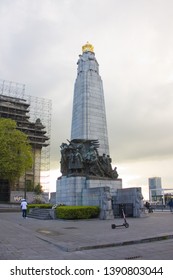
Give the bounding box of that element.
[145,201,153,213]
[168,199,173,212]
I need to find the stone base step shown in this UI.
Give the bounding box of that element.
[27,208,54,220]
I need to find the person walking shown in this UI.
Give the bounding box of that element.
[20,199,28,218]
[168,199,173,212]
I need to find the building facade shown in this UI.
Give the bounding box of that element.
[149,177,162,201]
[0,80,51,202]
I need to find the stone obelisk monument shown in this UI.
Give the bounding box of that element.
[56,43,122,214]
[71,42,109,156]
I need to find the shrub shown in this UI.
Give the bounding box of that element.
[27,203,53,212]
[34,183,43,195]
[55,205,100,219]
[31,198,45,204]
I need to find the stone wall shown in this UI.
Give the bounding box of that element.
[10,191,49,203]
[49,192,56,204]
[115,187,144,217]
[82,178,121,205]
[56,176,86,205]
[56,176,122,207]
[56,177,145,219]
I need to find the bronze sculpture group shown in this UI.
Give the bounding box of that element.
[60,139,118,179]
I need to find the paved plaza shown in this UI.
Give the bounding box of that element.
[0,210,173,260]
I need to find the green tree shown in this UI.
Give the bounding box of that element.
[0,118,33,182]
[34,183,43,195]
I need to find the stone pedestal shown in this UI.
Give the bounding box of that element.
[115,187,144,217]
[99,210,114,220]
[56,176,85,205]
[56,176,122,212]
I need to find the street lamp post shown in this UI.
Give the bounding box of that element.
[24,169,26,199]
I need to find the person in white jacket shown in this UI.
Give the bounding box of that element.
[20,199,28,218]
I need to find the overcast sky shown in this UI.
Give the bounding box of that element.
[1,0,173,199]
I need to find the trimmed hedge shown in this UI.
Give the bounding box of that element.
[27,203,53,212]
[55,205,100,219]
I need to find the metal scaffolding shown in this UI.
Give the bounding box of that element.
[0,79,52,192]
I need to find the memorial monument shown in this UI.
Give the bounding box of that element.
[56,42,143,218]
[56,42,121,215]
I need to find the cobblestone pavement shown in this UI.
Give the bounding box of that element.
[0,211,173,260]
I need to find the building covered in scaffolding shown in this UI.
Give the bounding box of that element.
[0,79,51,202]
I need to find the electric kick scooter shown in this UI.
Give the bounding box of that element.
[111,206,129,229]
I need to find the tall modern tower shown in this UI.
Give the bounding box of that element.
[149,177,162,201]
[71,42,109,156]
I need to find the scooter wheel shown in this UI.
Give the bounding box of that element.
[124,223,129,228]
[111,224,116,229]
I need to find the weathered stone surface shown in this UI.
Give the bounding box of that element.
[71,50,109,156]
[56,176,122,208]
[115,188,144,218]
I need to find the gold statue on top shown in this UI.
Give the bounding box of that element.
[82,42,94,53]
